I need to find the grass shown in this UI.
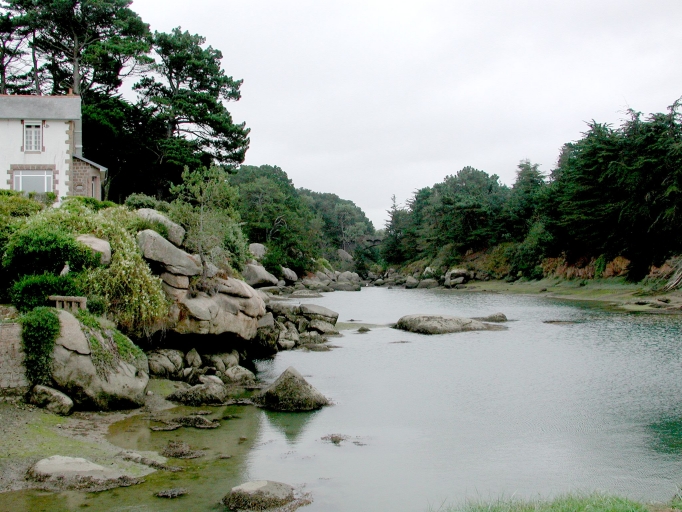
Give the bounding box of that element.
[429,493,650,512]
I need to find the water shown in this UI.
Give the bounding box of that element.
[4,287,682,511]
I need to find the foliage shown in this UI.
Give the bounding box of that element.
[7,0,150,96]
[124,192,169,212]
[10,272,81,312]
[21,307,60,386]
[134,27,249,166]
[86,295,107,316]
[65,196,116,211]
[0,191,43,217]
[506,222,553,279]
[169,165,247,272]
[2,222,100,279]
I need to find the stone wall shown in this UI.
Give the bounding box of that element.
[0,322,28,396]
[70,158,101,200]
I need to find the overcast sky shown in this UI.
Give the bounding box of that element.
[131,0,682,229]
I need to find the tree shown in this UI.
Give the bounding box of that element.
[169,165,247,275]
[135,27,249,167]
[0,11,27,94]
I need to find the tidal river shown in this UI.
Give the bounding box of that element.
[9,287,682,511]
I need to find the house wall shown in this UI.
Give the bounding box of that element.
[0,322,28,397]
[0,118,72,199]
[71,158,102,200]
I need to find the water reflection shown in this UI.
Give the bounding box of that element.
[262,410,319,444]
[647,417,682,455]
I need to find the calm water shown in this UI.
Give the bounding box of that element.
[5,287,682,511]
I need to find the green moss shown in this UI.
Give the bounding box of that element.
[436,493,649,512]
[21,307,61,386]
[113,330,144,361]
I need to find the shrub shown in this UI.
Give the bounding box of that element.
[0,193,44,217]
[10,273,82,313]
[128,217,169,240]
[21,307,61,386]
[3,223,100,278]
[86,295,108,316]
[64,196,116,211]
[124,193,170,212]
[506,222,553,279]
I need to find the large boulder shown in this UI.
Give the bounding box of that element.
[51,311,148,410]
[137,230,201,276]
[417,279,439,289]
[307,319,339,335]
[281,267,298,283]
[299,304,339,325]
[337,249,353,262]
[405,276,419,289]
[249,243,267,260]
[167,381,228,406]
[254,367,329,411]
[136,208,185,246]
[242,264,279,288]
[147,349,184,378]
[222,365,256,385]
[331,282,361,291]
[395,314,501,335]
[222,481,295,511]
[76,235,111,266]
[30,385,73,416]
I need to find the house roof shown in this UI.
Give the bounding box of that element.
[0,95,81,120]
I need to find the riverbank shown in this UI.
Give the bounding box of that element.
[454,277,682,314]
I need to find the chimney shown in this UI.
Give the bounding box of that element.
[74,95,83,157]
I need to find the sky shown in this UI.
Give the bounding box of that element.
[130,0,682,229]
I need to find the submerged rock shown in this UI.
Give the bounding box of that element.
[166,381,227,406]
[472,312,508,323]
[222,480,295,511]
[30,385,73,416]
[254,366,329,411]
[395,314,503,335]
[28,456,141,491]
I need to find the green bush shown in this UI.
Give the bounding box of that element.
[506,222,553,279]
[129,217,169,240]
[86,295,108,316]
[21,307,61,386]
[3,223,101,278]
[124,193,170,212]
[0,193,44,217]
[64,196,116,212]
[10,273,82,313]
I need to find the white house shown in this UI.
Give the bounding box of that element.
[0,94,107,201]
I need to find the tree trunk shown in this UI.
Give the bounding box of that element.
[31,32,40,95]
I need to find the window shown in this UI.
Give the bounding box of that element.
[14,170,53,193]
[24,121,42,152]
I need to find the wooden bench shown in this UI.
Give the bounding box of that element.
[49,296,87,313]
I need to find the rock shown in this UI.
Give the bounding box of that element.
[291,289,322,298]
[373,279,385,286]
[76,235,111,265]
[307,319,339,335]
[405,276,419,289]
[422,266,436,278]
[136,208,186,246]
[268,303,301,323]
[30,385,73,415]
[185,348,202,369]
[148,349,185,378]
[338,271,354,282]
[473,312,508,323]
[277,280,286,287]
[28,456,140,491]
[199,375,223,386]
[330,282,361,291]
[137,230,201,276]
[160,272,189,289]
[170,291,265,339]
[337,249,354,262]
[51,311,148,410]
[299,331,327,344]
[222,480,295,511]
[258,312,275,329]
[395,314,500,335]
[299,304,339,325]
[249,243,266,260]
[167,382,228,406]
[222,365,256,385]
[314,271,332,283]
[281,267,298,283]
[242,264,279,288]
[417,279,439,289]
[255,366,329,411]
[278,338,296,350]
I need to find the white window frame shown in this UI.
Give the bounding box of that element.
[23,120,43,152]
[13,169,53,194]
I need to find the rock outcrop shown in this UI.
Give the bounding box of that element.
[30,385,73,416]
[395,314,504,335]
[76,235,111,265]
[50,311,149,410]
[222,480,295,511]
[242,264,279,288]
[137,230,201,276]
[255,367,329,411]
[136,208,186,246]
